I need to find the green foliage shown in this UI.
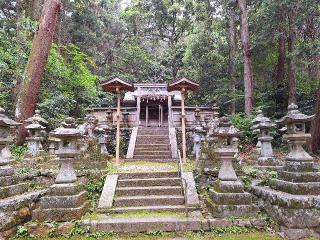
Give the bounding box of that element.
[258,171,278,186]
[10,144,27,162]
[230,113,254,144]
[210,226,255,234]
[39,43,99,128]
[16,225,29,238]
[85,176,105,210]
[146,230,165,236]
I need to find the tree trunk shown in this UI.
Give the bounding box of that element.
[287,7,297,105]
[228,7,237,114]
[275,32,286,85]
[15,0,62,144]
[238,0,254,115]
[311,88,320,153]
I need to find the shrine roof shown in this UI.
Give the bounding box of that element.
[101,77,134,92]
[168,78,199,92]
[123,83,182,102]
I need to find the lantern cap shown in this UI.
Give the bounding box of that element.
[53,117,81,137]
[276,103,314,124]
[25,109,48,126]
[0,107,21,127]
[213,116,241,137]
[168,77,199,92]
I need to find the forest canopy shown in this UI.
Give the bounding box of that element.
[0,0,319,149]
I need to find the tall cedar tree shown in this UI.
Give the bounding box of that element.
[227,6,237,114]
[238,0,253,115]
[287,6,297,105]
[15,0,62,144]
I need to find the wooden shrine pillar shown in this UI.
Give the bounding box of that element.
[146,104,149,127]
[168,78,199,164]
[100,77,134,165]
[115,88,121,164]
[136,96,141,126]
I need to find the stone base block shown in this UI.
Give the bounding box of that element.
[278,171,320,183]
[0,183,29,199]
[253,185,320,209]
[49,183,83,196]
[280,226,320,240]
[0,166,14,177]
[257,157,281,166]
[270,179,320,195]
[32,201,89,222]
[214,180,244,193]
[209,189,252,205]
[205,199,258,218]
[0,176,15,186]
[40,191,87,209]
[253,186,320,229]
[285,160,314,172]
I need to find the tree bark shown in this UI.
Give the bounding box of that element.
[275,32,286,85]
[15,0,62,144]
[287,7,297,105]
[311,88,320,153]
[228,7,237,114]
[238,0,254,115]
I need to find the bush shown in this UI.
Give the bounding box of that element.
[229,113,254,144]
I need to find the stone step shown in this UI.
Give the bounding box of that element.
[125,158,177,163]
[116,186,183,196]
[136,135,169,139]
[117,178,181,187]
[134,146,171,151]
[101,205,196,213]
[118,172,179,179]
[136,139,170,144]
[0,176,16,186]
[83,216,202,233]
[138,129,169,134]
[134,150,171,155]
[138,131,168,135]
[133,155,172,159]
[0,182,29,199]
[114,195,184,207]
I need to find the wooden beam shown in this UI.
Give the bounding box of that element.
[115,88,121,165]
[181,88,186,164]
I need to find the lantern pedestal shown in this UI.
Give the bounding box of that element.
[33,117,88,222]
[207,148,258,218]
[253,104,320,238]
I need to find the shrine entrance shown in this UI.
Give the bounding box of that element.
[139,99,168,127]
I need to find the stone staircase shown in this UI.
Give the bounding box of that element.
[98,171,199,213]
[131,127,174,162]
[86,171,202,233]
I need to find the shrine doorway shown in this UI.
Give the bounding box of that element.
[139,100,168,127]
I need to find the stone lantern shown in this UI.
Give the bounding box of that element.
[251,110,264,154]
[33,117,88,221]
[85,114,98,138]
[253,103,320,238]
[24,109,48,157]
[252,112,278,166]
[53,117,81,183]
[95,127,109,155]
[276,103,315,174]
[25,121,46,157]
[206,116,257,218]
[0,107,28,200]
[122,109,130,129]
[192,108,204,162]
[0,107,20,167]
